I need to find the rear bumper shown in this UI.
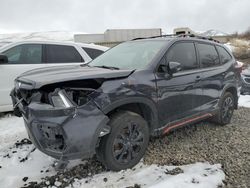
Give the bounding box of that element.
[11,90,109,160]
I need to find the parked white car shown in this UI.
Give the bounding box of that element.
[0,40,108,112]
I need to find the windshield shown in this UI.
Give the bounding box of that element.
[89,40,166,70]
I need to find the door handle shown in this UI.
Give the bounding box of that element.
[195,75,201,82]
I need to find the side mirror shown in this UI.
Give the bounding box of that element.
[0,54,8,64]
[168,61,181,74]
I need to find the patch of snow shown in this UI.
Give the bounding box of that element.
[224,43,235,52]
[0,115,56,188]
[70,162,225,188]
[0,115,27,150]
[239,95,250,108]
[0,144,56,188]
[0,31,86,44]
[200,29,228,37]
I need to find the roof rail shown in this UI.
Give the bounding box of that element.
[131,34,176,41]
[177,34,220,43]
[132,33,220,43]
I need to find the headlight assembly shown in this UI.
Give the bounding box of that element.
[50,90,73,108]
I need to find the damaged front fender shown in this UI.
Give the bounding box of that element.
[23,99,109,160]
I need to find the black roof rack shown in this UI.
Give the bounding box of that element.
[177,34,220,43]
[131,34,175,41]
[132,33,220,43]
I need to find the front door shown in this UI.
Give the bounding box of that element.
[0,44,46,111]
[155,41,202,126]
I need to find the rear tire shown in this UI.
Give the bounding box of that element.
[96,111,149,171]
[212,92,234,125]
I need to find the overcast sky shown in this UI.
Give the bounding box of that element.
[0,0,249,34]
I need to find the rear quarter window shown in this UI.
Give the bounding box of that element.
[82,47,104,59]
[217,46,232,64]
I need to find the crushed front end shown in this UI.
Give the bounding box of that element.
[10,80,110,161]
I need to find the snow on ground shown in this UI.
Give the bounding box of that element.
[0,115,56,188]
[239,94,250,108]
[224,42,235,52]
[0,31,86,48]
[1,93,250,188]
[71,162,225,188]
[200,29,228,37]
[0,115,26,150]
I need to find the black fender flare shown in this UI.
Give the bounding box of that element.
[102,97,159,131]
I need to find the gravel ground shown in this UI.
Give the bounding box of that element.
[22,107,250,188]
[145,107,250,188]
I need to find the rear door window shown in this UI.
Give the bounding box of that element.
[2,44,42,64]
[45,44,83,63]
[82,47,104,59]
[197,43,220,68]
[216,46,232,64]
[166,42,198,71]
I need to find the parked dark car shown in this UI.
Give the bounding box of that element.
[11,35,240,171]
[241,67,250,94]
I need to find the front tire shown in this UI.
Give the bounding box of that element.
[97,111,149,171]
[212,92,235,125]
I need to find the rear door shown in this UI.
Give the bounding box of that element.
[44,44,84,65]
[156,41,203,126]
[196,42,221,112]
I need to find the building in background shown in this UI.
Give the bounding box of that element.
[74,27,232,46]
[173,27,196,35]
[173,27,231,43]
[74,28,162,47]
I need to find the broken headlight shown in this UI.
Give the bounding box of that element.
[49,89,73,108]
[64,88,94,106]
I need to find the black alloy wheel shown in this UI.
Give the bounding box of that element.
[97,111,149,171]
[212,92,235,125]
[221,95,234,123]
[112,122,145,164]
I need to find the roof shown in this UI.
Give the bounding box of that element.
[131,34,222,45]
[0,40,109,51]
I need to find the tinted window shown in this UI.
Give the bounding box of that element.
[46,45,83,63]
[217,46,232,64]
[166,42,197,71]
[82,47,104,59]
[197,43,219,67]
[2,44,42,64]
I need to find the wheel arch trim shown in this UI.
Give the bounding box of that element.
[102,97,159,131]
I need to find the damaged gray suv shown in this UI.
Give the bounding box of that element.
[11,35,240,171]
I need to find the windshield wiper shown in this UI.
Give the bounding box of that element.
[94,65,120,70]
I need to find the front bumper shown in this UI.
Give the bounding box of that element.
[11,90,109,160]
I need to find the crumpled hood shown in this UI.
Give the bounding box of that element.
[16,65,133,89]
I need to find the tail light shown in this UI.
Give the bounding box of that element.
[235,61,244,73]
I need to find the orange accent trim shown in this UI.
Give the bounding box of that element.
[163,113,212,134]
